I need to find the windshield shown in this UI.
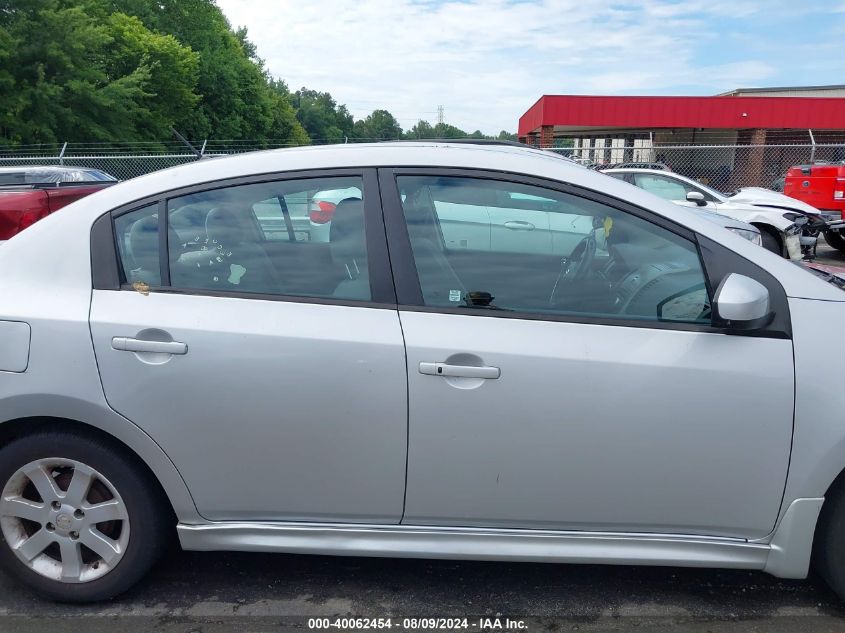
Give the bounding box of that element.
[687,178,728,202]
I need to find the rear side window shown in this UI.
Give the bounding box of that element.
[164,176,369,300]
[114,204,160,286]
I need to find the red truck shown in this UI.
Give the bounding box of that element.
[784,163,845,252]
[0,166,116,241]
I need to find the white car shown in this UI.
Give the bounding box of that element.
[606,168,820,259]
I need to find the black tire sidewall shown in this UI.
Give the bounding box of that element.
[760,229,782,256]
[0,431,167,602]
[825,230,845,254]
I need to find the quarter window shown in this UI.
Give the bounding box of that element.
[114,204,160,286]
[397,176,711,324]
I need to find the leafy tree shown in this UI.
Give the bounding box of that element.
[0,0,199,144]
[352,109,402,141]
[291,88,354,143]
[108,0,307,145]
[404,120,435,139]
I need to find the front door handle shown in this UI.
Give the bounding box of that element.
[504,220,535,231]
[419,362,500,379]
[112,337,188,355]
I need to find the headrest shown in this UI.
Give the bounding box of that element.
[330,198,366,265]
[206,205,247,245]
[128,215,159,273]
[128,215,183,274]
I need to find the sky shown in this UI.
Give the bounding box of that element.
[215,0,845,136]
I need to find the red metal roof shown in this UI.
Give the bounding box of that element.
[518,95,845,136]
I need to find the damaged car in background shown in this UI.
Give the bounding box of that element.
[606,168,843,260]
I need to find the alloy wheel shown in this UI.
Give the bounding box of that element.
[0,458,130,583]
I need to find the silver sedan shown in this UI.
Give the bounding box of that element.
[0,142,844,602]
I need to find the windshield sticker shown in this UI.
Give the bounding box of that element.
[449,289,462,302]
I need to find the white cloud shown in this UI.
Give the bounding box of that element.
[215,0,789,135]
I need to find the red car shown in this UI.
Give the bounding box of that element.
[0,166,117,241]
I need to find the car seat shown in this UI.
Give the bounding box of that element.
[330,198,370,300]
[126,215,181,285]
[202,205,282,293]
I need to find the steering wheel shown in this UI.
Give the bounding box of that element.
[562,234,597,283]
[550,234,597,304]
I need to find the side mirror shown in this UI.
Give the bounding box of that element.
[686,191,707,206]
[714,273,771,330]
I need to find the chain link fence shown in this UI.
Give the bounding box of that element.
[2,137,845,192]
[537,130,845,193]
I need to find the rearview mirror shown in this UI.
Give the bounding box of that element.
[714,273,771,330]
[686,191,707,206]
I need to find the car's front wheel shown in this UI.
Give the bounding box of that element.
[0,431,169,602]
[825,230,845,254]
[759,228,783,256]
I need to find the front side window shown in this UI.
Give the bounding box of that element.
[397,175,711,324]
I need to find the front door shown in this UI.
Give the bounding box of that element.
[384,170,794,540]
[89,171,408,523]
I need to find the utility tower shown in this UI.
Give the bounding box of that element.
[437,105,445,126]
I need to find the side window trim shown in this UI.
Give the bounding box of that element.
[93,168,396,306]
[157,198,170,287]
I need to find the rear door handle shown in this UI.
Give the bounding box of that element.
[112,337,188,355]
[419,362,500,379]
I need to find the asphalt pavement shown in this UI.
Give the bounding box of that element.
[1,547,845,632]
[815,238,845,267]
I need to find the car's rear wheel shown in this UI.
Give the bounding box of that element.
[825,230,845,254]
[0,431,169,602]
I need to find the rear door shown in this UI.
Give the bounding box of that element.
[89,169,408,523]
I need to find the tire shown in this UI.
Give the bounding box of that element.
[813,480,845,601]
[759,228,782,256]
[825,231,845,254]
[0,431,170,602]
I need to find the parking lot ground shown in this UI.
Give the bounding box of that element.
[1,549,845,632]
[811,240,845,267]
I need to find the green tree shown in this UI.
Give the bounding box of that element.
[404,119,434,139]
[291,88,354,143]
[352,109,402,141]
[109,0,308,145]
[0,0,200,144]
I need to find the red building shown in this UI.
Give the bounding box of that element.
[517,86,845,188]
